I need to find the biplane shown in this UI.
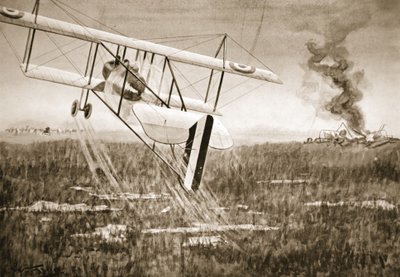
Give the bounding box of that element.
[0,1,282,191]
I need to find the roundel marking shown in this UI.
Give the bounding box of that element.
[0,7,24,19]
[229,62,256,74]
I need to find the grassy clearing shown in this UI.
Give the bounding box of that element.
[0,140,399,276]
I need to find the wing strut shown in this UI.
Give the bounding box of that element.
[213,71,225,112]
[205,34,227,103]
[23,0,40,72]
[122,46,127,59]
[158,58,167,95]
[166,58,186,111]
[146,53,156,82]
[88,43,99,85]
[117,61,130,115]
[78,42,94,110]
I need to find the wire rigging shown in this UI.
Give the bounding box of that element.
[142,33,225,42]
[180,70,220,91]
[219,82,266,109]
[54,0,125,36]
[29,42,88,71]
[32,39,81,60]
[55,0,223,43]
[227,34,275,73]
[239,3,248,57]
[45,33,83,75]
[0,29,22,63]
[208,76,252,102]
[166,34,223,57]
[51,0,90,28]
[170,63,203,101]
[248,0,267,59]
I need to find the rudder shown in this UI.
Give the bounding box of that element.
[183,115,213,191]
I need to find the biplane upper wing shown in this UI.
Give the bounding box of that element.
[0,6,282,84]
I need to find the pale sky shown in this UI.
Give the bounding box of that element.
[0,0,399,141]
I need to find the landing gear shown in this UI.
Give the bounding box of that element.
[83,103,92,119]
[70,98,92,119]
[71,100,79,117]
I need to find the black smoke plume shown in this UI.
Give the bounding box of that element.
[306,41,365,132]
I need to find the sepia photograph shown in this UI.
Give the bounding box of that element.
[0,0,399,276]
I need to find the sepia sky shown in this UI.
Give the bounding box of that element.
[0,0,399,141]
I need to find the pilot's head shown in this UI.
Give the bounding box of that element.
[124,59,139,72]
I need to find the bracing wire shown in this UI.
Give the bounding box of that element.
[142,33,225,42]
[180,70,219,91]
[227,34,276,73]
[44,33,83,74]
[144,36,220,45]
[165,35,223,57]
[32,39,82,60]
[239,3,248,57]
[0,29,22,63]
[51,0,89,28]
[55,0,223,44]
[219,82,266,110]
[208,77,252,103]
[26,41,87,72]
[248,0,267,59]
[54,0,123,33]
[170,63,203,100]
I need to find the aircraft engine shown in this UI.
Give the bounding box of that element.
[102,59,146,101]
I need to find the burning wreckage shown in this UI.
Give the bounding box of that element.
[305,123,399,148]
[301,39,398,149]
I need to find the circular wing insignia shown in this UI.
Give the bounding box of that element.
[229,62,256,74]
[0,7,24,19]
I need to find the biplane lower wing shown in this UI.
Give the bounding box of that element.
[140,93,220,116]
[131,103,233,149]
[21,63,105,91]
[20,63,220,115]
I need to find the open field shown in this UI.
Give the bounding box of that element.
[0,137,400,276]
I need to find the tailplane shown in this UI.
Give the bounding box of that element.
[183,115,213,191]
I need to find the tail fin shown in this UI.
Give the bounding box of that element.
[183,115,213,191]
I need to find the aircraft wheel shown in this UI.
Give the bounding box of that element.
[71,100,79,117]
[84,103,92,119]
